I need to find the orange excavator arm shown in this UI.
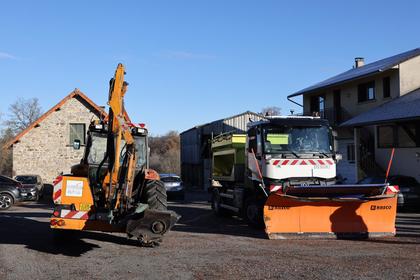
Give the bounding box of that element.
[103,63,136,213]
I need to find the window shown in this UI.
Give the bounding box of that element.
[247,127,257,153]
[383,77,391,98]
[319,96,325,113]
[347,144,355,163]
[377,122,420,148]
[309,95,325,115]
[397,124,416,147]
[378,126,394,148]
[70,123,86,145]
[358,81,375,102]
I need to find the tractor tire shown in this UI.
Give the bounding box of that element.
[142,180,168,211]
[243,197,265,229]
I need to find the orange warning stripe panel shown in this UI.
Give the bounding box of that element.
[264,193,398,238]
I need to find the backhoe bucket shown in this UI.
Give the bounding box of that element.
[264,184,398,239]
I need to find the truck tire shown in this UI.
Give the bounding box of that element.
[211,188,230,217]
[0,193,13,210]
[243,197,264,229]
[142,180,168,211]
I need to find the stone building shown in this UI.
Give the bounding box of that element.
[7,89,106,184]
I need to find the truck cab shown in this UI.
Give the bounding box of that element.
[246,116,338,188]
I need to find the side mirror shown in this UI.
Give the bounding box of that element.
[335,153,343,161]
[73,139,81,150]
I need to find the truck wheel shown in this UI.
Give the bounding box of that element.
[0,193,13,210]
[142,180,168,211]
[243,197,264,229]
[211,189,230,217]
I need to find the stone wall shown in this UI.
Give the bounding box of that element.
[12,96,100,184]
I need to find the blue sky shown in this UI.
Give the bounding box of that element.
[0,0,419,135]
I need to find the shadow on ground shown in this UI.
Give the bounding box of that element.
[1,192,419,257]
[168,194,266,239]
[0,197,142,257]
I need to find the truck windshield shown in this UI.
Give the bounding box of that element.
[263,126,332,154]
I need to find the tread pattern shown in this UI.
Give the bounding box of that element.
[142,180,168,210]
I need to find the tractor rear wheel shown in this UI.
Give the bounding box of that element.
[142,180,168,210]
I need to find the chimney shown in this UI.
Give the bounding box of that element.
[355,57,364,68]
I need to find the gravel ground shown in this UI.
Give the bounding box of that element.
[0,192,419,280]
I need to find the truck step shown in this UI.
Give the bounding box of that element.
[220,203,240,213]
[220,193,234,199]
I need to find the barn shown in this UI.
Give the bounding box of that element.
[180,111,265,189]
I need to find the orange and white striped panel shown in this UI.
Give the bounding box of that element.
[272,159,334,166]
[52,176,63,204]
[60,210,90,220]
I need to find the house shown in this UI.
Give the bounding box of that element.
[7,89,106,184]
[287,48,420,183]
[181,111,265,189]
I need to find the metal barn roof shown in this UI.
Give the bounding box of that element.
[180,111,265,135]
[288,48,420,98]
[341,88,420,127]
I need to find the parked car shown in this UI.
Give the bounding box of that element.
[0,175,23,210]
[160,174,184,200]
[14,175,44,201]
[358,175,420,209]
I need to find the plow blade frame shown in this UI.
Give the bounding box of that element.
[264,189,398,239]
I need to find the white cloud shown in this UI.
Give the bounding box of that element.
[0,52,16,60]
[159,51,216,60]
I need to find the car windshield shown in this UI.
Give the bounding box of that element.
[263,125,332,154]
[161,177,181,183]
[15,176,37,184]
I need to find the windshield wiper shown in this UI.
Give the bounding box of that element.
[316,152,330,158]
[284,151,300,158]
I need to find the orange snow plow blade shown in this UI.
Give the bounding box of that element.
[264,184,398,239]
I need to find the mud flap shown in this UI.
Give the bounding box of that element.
[263,193,398,239]
[126,209,180,245]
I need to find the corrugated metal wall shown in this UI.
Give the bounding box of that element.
[223,112,265,133]
[180,128,201,164]
[180,112,265,189]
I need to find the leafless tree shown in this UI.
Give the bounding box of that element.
[4,98,42,134]
[261,106,281,117]
[0,98,43,176]
[0,128,15,176]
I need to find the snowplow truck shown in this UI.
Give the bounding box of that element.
[50,64,179,246]
[210,116,399,239]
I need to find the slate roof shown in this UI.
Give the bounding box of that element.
[340,88,420,127]
[288,48,420,98]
